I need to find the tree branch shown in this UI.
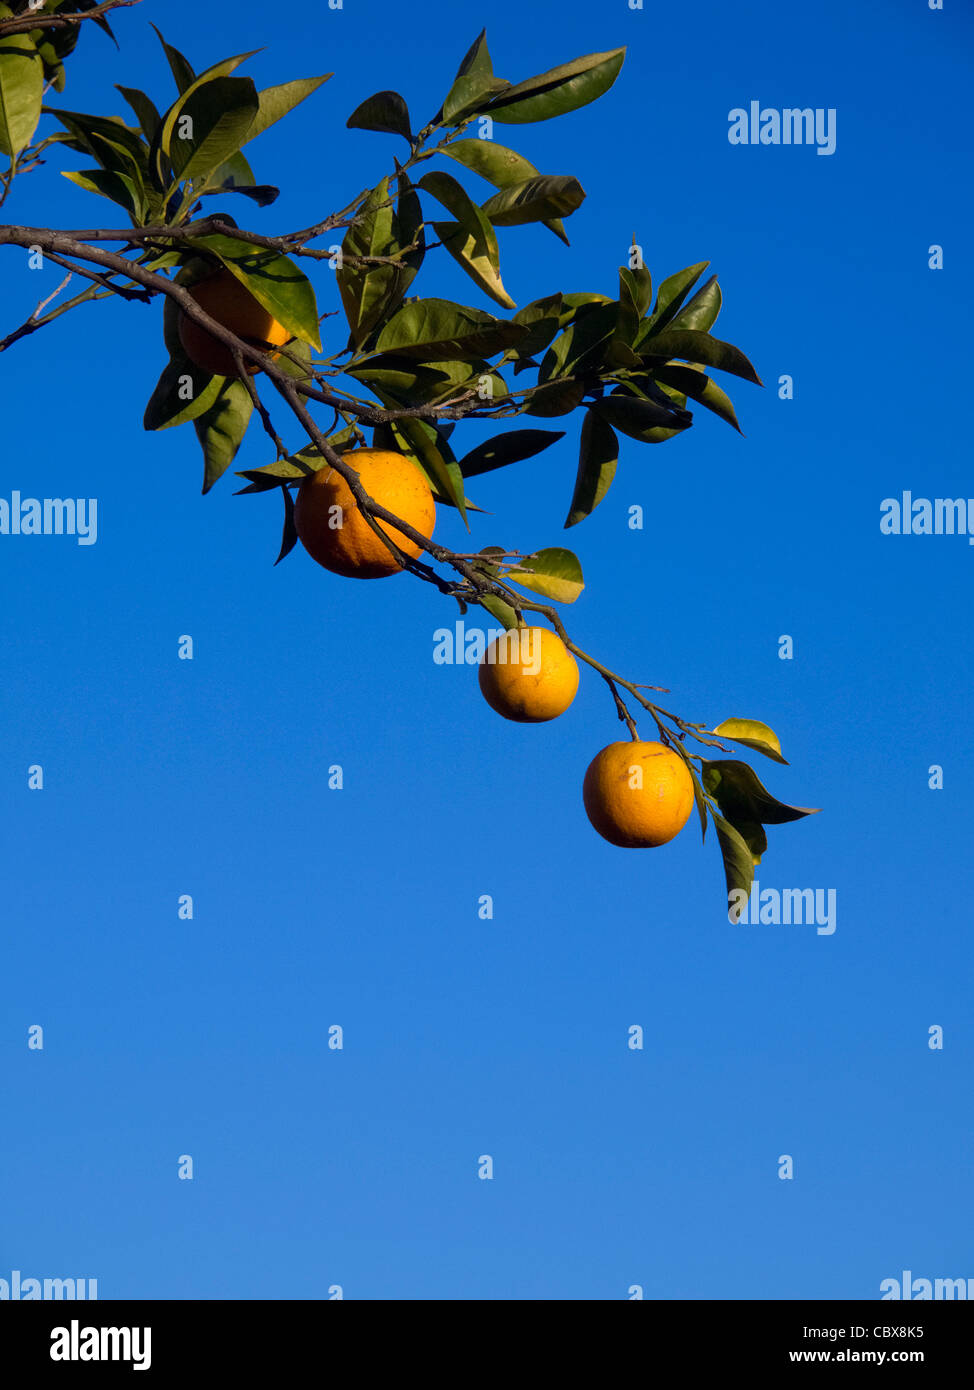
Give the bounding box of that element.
[0,1,142,39]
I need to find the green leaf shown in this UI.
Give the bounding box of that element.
[687,758,709,843]
[150,25,195,95]
[652,362,742,433]
[591,392,691,441]
[0,34,44,156]
[345,354,495,405]
[481,174,585,227]
[504,546,584,603]
[337,176,401,349]
[376,298,528,360]
[44,106,147,168]
[442,26,509,121]
[187,232,321,349]
[455,29,494,80]
[235,457,311,492]
[558,292,612,321]
[442,72,510,125]
[564,410,617,527]
[509,293,563,357]
[346,89,411,140]
[640,328,762,386]
[419,169,514,309]
[115,85,161,142]
[194,378,254,493]
[734,821,768,866]
[712,811,755,903]
[244,74,331,146]
[459,429,565,478]
[618,259,652,317]
[434,219,516,309]
[711,718,787,765]
[143,354,223,430]
[440,139,568,244]
[639,261,709,338]
[479,593,520,630]
[166,75,259,183]
[541,301,623,379]
[159,47,257,143]
[486,47,625,125]
[391,162,425,303]
[275,484,298,565]
[197,149,278,206]
[701,760,819,825]
[61,165,140,217]
[522,379,586,417]
[668,273,722,332]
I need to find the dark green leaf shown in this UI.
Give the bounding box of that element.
[61,165,140,218]
[618,259,652,317]
[44,106,147,167]
[522,379,586,417]
[541,301,620,379]
[487,47,625,125]
[235,457,310,492]
[639,261,709,338]
[652,362,743,433]
[346,89,411,140]
[564,410,617,527]
[376,298,528,360]
[459,429,565,478]
[591,392,692,441]
[712,811,755,903]
[274,484,298,565]
[668,273,721,332]
[701,760,820,825]
[166,75,259,183]
[641,327,762,386]
[481,174,584,227]
[114,85,161,142]
[338,174,422,348]
[440,138,568,243]
[509,293,563,357]
[150,24,195,95]
[194,377,254,492]
[734,821,768,866]
[143,354,223,430]
[346,354,500,406]
[198,148,278,206]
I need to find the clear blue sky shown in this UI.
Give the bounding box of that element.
[2,0,972,1299]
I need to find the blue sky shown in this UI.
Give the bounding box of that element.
[1,0,972,1299]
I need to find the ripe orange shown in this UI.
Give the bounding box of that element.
[177,267,291,377]
[294,448,436,579]
[583,740,694,848]
[478,626,579,723]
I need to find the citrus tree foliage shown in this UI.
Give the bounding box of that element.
[0,4,818,903]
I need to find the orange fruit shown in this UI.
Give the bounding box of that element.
[583,740,694,848]
[294,448,436,579]
[478,626,579,723]
[177,267,291,377]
